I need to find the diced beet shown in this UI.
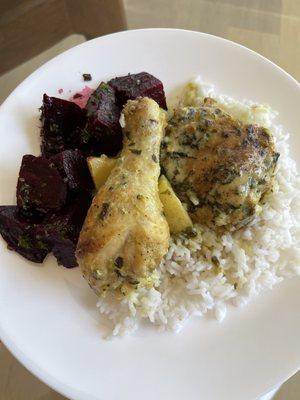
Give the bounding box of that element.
[108,72,167,110]
[40,94,86,157]
[50,149,93,194]
[17,155,67,215]
[82,82,122,156]
[37,194,92,268]
[0,206,50,263]
[50,238,77,269]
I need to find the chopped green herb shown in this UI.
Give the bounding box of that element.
[49,123,59,133]
[114,256,123,268]
[184,226,198,237]
[81,128,92,143]
[211,256,220,265]
[82,73,92,81]
[92,269,103,279]
[152,154,158,163]
[130,149,142,155]
[99,202,110,220]
[18,234,33,249]
[37,240,49,250]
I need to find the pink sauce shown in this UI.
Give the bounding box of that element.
[70,86,94,108]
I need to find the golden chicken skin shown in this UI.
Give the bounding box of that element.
[161,98,279,230]
[76,98,169,296]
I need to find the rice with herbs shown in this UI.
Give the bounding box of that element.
[97,78,300,337]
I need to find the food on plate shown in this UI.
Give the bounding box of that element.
[161,98,279,230]
[1,71,300,338]
[82,73,92,81]
[95,80,299,337]
[82,82,122,156]
[0,206,50,263]
[50,149,93,193]
[0,72,167,269]
[40,94,85,157]
[108,72,167,110]
[17,155,67,215]
[158,175,193,233]
[87,157,192,234]
[2,149,93,267]
[87,155,117,190]
[36,194,92,268]
[77,97,170,295]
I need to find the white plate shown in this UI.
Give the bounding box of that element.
[0,29,300,400]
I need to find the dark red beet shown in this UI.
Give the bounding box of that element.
[40,94,86,157]
[82,82,122,156]
[51,238,77,269]
[37,194,92,268]
[50,149,93,194]
[108,72,167,110]
[0,206,50,263]
[17,155,67,215]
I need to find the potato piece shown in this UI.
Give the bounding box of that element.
[87,155,117,190]
[158,175,192,233]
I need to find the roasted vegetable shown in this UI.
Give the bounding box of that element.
[108,72,167,110]
[17,155,67,215]
[0,206,50,263]
[83,82,122,156]
[87,155,117,190]
[50,149,93,194]
[158,175,193,233]
[36,194,92,268]
[40,94,86,157]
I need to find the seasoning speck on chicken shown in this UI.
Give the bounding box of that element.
[161,98,279,230]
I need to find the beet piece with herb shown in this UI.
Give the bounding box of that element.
[108,72,167,110]
[0,206,50,263]
[50,149,93,194]
[38,194,92,268]
[17,155,67,215]
[82,82,122,156]
[41,94,86,157]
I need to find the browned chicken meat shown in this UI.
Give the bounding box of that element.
[161,98,279,230]
[76,97,169,296]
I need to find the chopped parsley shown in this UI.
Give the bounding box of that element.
[114,256,123,268]
[82,73,92,81]
[18,234,33,249]
[152,154,158,163]
[99,202,110,220]
[130,149,142,155]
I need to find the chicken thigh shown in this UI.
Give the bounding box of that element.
[76,97,169,296]
[161,98,279,230]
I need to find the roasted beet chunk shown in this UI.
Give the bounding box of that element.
[108,72,167,110]
[82,82,122,156]
[41,94,86,157]
[50,149,93,194]
[0,206,50,263]
[38,194,91,268]
[17,155,67,215]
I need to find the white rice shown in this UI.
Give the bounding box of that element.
[97,78,300,337]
